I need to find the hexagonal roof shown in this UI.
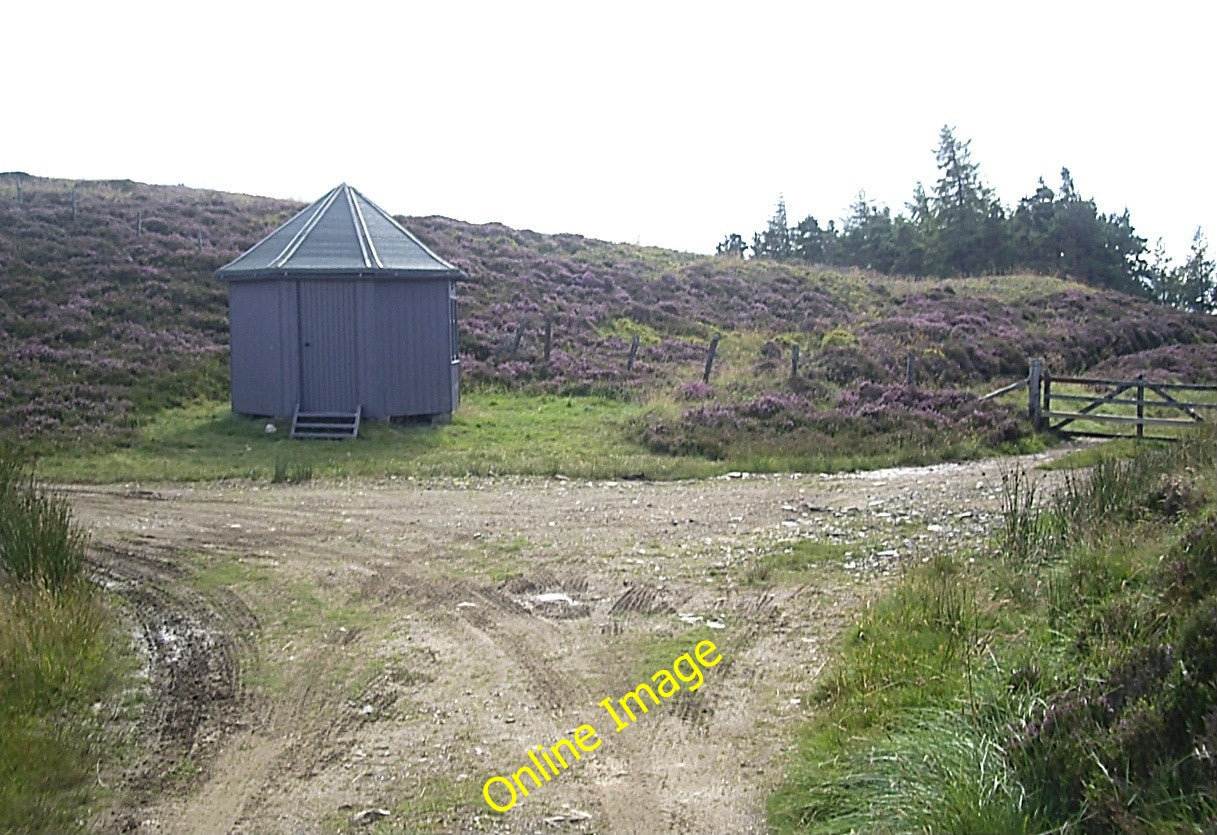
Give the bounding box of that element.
[217,184,460,279]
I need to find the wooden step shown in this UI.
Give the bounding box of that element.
[291,404,361,440]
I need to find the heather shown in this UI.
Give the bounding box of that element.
[769,430,1217,833]
[641,384,1028,464]
[4,175,1217,462]
[1086,342,1217,383]
[1,177,296,438]
[412,213,1217,393]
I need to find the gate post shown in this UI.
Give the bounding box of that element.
[1028,358,1044,428]
[1136,376,1145,439]
[1043,366,1052,428]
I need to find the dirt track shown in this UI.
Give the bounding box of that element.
[64,448,1074,834]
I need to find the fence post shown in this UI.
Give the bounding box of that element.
[626,333,640,373]
[1043,366,1052,427]
[510,321,526,355]
[1136,376,1145,439]
[703,335,720,384]
[1028,358,1043,428]
[790,343,800,380]
[905,352,916,386]
[543,318,553,365]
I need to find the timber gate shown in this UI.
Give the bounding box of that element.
[1033,361,1217,440]
[984,360,1217,440]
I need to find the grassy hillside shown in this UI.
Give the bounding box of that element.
[4,174,1217,464]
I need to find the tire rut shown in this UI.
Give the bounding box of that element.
[87,543,259,832]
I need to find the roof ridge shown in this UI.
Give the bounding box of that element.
[271,185,342,268]
[347,186,382,269]
[352,188,457,272]
[343,185,373,269]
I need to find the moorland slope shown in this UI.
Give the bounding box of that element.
[3,174,1216,442]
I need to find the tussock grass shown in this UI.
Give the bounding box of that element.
[271,456,313,484]
[0,443,126,832]
[772,711,1035,834]
[771,427,1217,834]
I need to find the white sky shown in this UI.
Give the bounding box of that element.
[4,1,1213,263]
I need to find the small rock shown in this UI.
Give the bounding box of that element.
[537,592,576,605]
[264,423,277,434]
[351,808,390,826]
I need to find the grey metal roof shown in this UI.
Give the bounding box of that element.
[217,184,460,279]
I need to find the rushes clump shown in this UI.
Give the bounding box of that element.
[999,465,1056,564]
[0,444,87,592]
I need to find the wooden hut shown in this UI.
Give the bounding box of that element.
[216,184,461,438]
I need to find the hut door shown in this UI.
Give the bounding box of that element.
[298,281,359,412]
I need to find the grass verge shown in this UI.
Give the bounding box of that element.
[36,390,1045,485]
[770,428,1217,833]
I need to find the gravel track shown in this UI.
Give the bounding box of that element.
[64,445,1076,834]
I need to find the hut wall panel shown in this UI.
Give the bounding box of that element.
[229,281,281,417]
[374,281,451,416]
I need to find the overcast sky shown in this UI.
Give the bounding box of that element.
[4,1,1213,263]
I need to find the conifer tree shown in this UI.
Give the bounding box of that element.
[753,197,792,260]
[925,126,1002,275]
[1178,228,1215,313]
[791,215,827,263]
[716,233,749,258]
